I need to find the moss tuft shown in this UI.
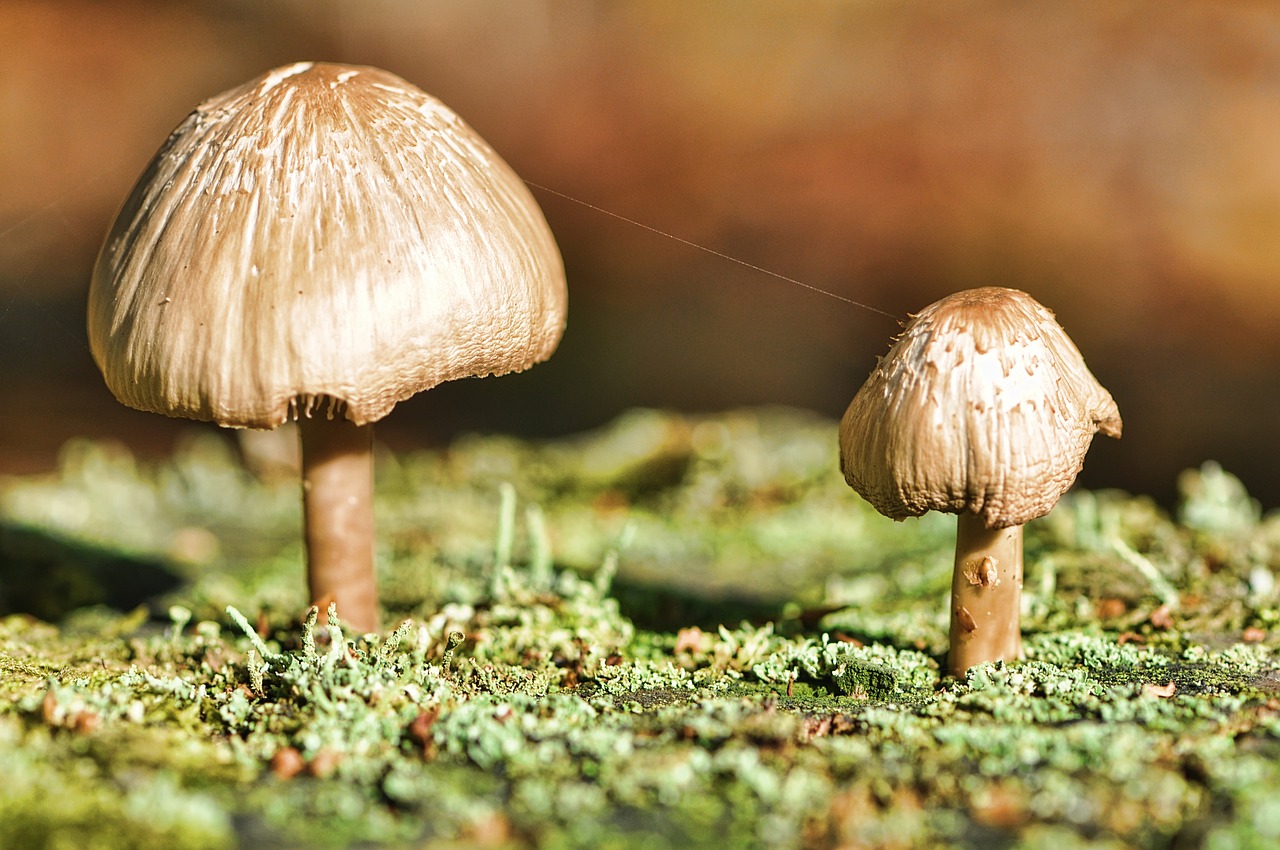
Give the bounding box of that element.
[3,410,1280,848]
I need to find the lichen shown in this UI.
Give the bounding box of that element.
[3,409,1280,848]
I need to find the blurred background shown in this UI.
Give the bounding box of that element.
[2,0,1278,508]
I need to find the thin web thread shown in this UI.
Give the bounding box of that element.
[0,178,104,349]
[525,180,900,321]
[0,174,104,243]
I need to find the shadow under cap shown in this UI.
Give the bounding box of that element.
[87,61,567,430]
[840,286,1121,529]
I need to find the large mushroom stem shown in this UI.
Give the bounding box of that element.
[299,414,379,633]
[947,512,1024,677]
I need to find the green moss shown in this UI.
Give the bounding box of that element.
[3,410,1280,847]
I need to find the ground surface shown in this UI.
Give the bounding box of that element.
[2,408,1279,849]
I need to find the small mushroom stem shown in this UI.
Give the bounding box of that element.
[947,512,1024,677]
[299,415,378,633]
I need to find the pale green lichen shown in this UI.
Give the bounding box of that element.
[3,410,1280,848]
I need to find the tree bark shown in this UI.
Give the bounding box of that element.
[947,513,1023,677]
[299,415,378,633]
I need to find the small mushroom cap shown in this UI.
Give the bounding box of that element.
[839,287,1121,528]
[88,61,566,429]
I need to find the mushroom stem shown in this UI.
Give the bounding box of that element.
[299,415,378,633]
[947,512,1024,677]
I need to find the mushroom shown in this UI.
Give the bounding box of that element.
[839,287,1120,676]
[87,62,567,633]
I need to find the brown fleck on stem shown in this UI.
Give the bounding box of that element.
[299,415,378,633]
[947,512,1023,677]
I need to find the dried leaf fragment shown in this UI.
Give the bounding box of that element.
[673,626,708,655]
[964,556,1001,588]
[270,747,306,779]
[409,708,440,759]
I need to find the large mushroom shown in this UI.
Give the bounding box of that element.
[839,287,1120,676]
[88,62,567,633]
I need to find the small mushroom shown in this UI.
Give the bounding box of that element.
[88,62,567,632]
[839,287,1120,676]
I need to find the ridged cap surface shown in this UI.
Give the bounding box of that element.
[839,287,1121,528]
[89,62,566,428]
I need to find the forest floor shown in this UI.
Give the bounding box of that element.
[3,408,1279,849]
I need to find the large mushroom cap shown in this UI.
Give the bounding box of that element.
[840,287,1121,528]
[88,61,567,429]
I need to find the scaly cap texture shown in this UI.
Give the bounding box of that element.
[88,62,567,428]
[840,287,1121,528]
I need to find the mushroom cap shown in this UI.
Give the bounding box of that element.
[88,62,567,429]
[839,287,1122,528]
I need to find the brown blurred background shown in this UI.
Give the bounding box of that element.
[2,0,1278,508]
